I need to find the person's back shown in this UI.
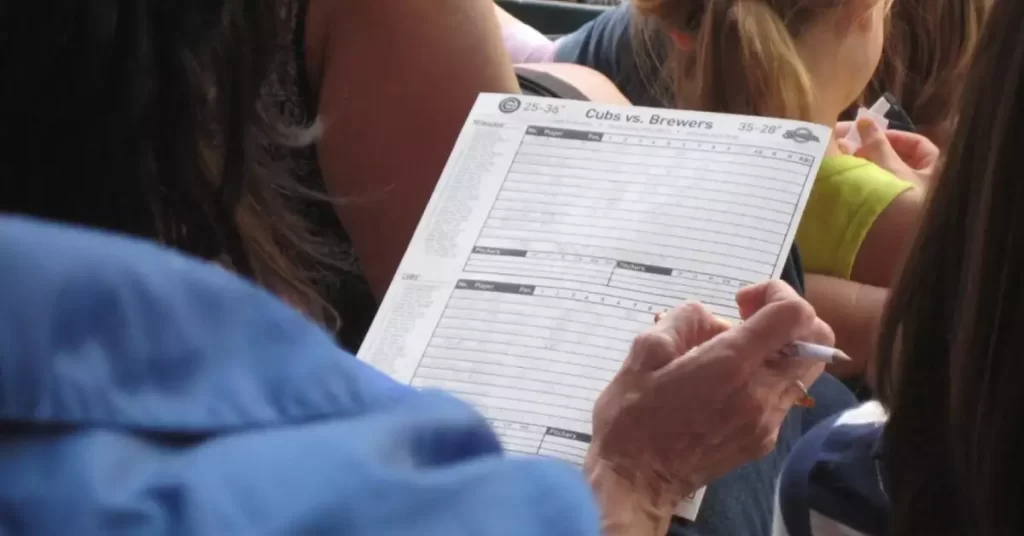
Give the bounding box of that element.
[776,0,1024,532]
[0,215,601,535]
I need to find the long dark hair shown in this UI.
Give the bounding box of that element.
[0,0,333,322]
[874,0,1024,533]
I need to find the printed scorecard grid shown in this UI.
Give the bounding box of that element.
[409,125,818,464]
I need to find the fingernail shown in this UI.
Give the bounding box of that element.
[857,118,878,135]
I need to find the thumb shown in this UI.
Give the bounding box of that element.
[854,118,899,164]
[836,138,857,155]
[735,280,801,320]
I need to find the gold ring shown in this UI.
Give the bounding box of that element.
[793,380,815,409]
[654,311,666,324]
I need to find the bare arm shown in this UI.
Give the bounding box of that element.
[306,0,519,297]
[495,3,525,30]
[805,274,887,380]
[516,63,631,104]
[850,187,924,287]
[585,456,682,536]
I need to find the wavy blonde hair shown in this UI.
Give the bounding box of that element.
[632,0,889,122]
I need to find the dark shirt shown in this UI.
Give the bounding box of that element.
[777,404,889,536]
[554,2,667,108]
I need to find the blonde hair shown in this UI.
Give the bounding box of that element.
[633,0,878,122]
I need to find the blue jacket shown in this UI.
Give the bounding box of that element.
[0,216,599,535]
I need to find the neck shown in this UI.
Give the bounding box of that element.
[800,40,857,157]
[809,97,849,158]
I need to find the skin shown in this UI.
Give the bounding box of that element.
[805,274,888,380]
[668,1,908,375]
[301,2,689,531]
[304,0,634,298]
[792,0,923,375]
[516,63,633,104]
[851,187,924,287]
[305,0,520,298]
[590,281,831,535]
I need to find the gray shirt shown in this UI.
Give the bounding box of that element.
[553,2,668,107]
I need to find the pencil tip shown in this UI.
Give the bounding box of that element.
[833,349,852,362]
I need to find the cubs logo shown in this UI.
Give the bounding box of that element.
[498,96,522,114]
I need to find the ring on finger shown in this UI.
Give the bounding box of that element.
[793,380,815,409]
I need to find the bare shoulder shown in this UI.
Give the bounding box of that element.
[303,0,514,88]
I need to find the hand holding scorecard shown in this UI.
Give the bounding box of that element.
[357,94,831,520]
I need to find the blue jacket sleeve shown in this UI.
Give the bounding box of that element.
[0,216,600,536]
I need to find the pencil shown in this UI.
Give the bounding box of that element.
[652,311,850,364]
[779,341,851,365]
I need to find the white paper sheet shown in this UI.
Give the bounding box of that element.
[358,93,830,520]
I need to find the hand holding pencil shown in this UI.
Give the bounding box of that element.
[652,280,836,410]
[590,280,832,529]
[652,316,849,364]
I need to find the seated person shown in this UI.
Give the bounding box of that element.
[775,3,1024,532]
[4,0,852,534]
[544,0,926,379]
[0,215,830,536]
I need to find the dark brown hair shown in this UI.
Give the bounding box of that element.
[874,0,1024,533]
[863,0,990,145]
[0,0,334,323]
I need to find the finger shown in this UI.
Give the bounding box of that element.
[781,374,821,409]
[626,302,721,374]
[801,316,835,347]
[735,280,801,321]
[853,118,901,166]
[883,131,940,170]
[765,351,825,386]
[664,302,732,356]
[729,293,818,372]
[656,282,812,384]
[883,129,929,152]
[753,360,824,413]
[622,326,679,376]
[836,138,857,155]
[782,364,826,409]
[833,121,854,138]
[763,316,833,391]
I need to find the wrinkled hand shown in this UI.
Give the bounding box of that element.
[835,119,940,188]
[586,281,832,532]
